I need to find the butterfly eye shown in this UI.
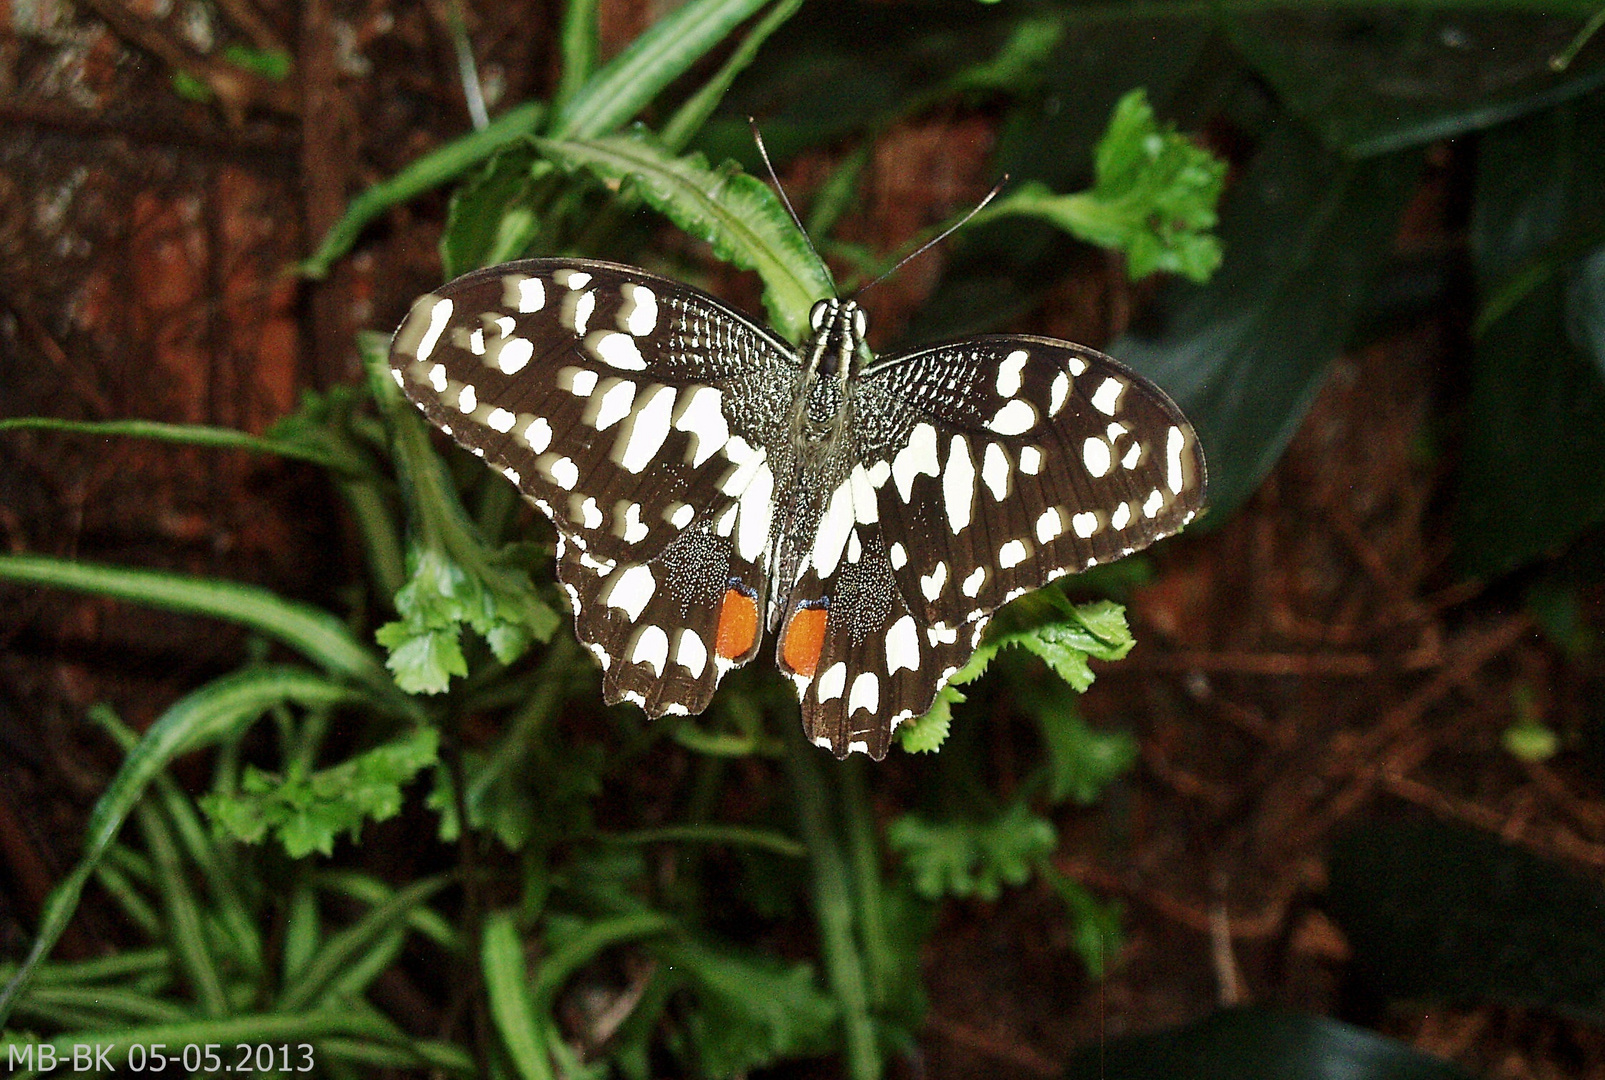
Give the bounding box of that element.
[852,307,868,341]
[809,300,831,333]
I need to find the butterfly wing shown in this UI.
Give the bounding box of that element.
[778,335,1205,758]
[389,258,801,716]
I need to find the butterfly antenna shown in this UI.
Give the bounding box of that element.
[854,175,1008,299]
[749,118,836,298]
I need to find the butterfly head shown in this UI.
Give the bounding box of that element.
[805,298,870,381]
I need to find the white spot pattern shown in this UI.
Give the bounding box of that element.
[589,332,642,371]
[1082,437,1112,478]
[604,564,655,622]
[848,672,879,715]
[982,442,1010,501]
[817,662,847,702]
[592,380,636,431]
[631,625,668,676]
[943,436,976,534]
[892,422,941,502]
[1091,376,1125,416]
[616,385,676,473]
[885,615,919,674]
[987,399,1036,436]
[996,349,1028,396]
[676,629,708,678]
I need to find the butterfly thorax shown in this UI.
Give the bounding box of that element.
[792,298,869,458]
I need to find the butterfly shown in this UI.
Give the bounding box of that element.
[388,257,1204,758]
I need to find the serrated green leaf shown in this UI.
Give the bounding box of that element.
[656,941,838,1078]
[202,727,440,857]
[1021,689,1137,806]
[979,89,1225,283]
[536,130,831,341]
[888,801,1056,902]
[897,596,1133,754]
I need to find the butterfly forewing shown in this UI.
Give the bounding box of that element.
[389,258,800,715]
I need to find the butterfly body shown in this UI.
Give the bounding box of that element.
[390,258,1204,758]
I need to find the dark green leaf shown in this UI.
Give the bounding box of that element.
[1329,821,1605,1018]
[703,1,1025,164]
[902,17,1212,345]
[0,668,369,1026]
[302,101,545,278]
[1064,1005,1475,1080]
[1228,8,1605,157]
[1114,121,1422,523]
[1457,94,1605,577]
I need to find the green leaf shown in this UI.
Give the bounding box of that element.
[659,0,807,153]
[978,89,1225,282]
[0,668,369,1027]
[1023,691,1137,806]
[202,726,439,857]
[655,941,838,1078]
[220,44,292,81]
[549,0,771,140]
[888,801,1056,902]
[1456,93,1605,577]
[301,100,545,278]
[377,543,557,694]
[1329,821,1605,1019]
[897,594,1133,755]
[482,910,557,1080]
[901,16,1211,345]
[440,140,553,277]
[1063,1005,1476,1080]
[0,554,404,707]
[1041,866,1124,980]
[1228,8,1605,157]
[277,873,454,1011]
[0,416,361,474]
[1114,120,1422,523]
[698,1,1026,165]
[537,130,831,341]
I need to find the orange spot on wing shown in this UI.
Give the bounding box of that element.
[781,607,829,678]
[715,588,758,659]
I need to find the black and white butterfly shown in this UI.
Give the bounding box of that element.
[389,258,1204,758]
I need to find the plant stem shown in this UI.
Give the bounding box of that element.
[784,729,880,1080]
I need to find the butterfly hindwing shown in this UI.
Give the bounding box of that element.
[390,258,799,714]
